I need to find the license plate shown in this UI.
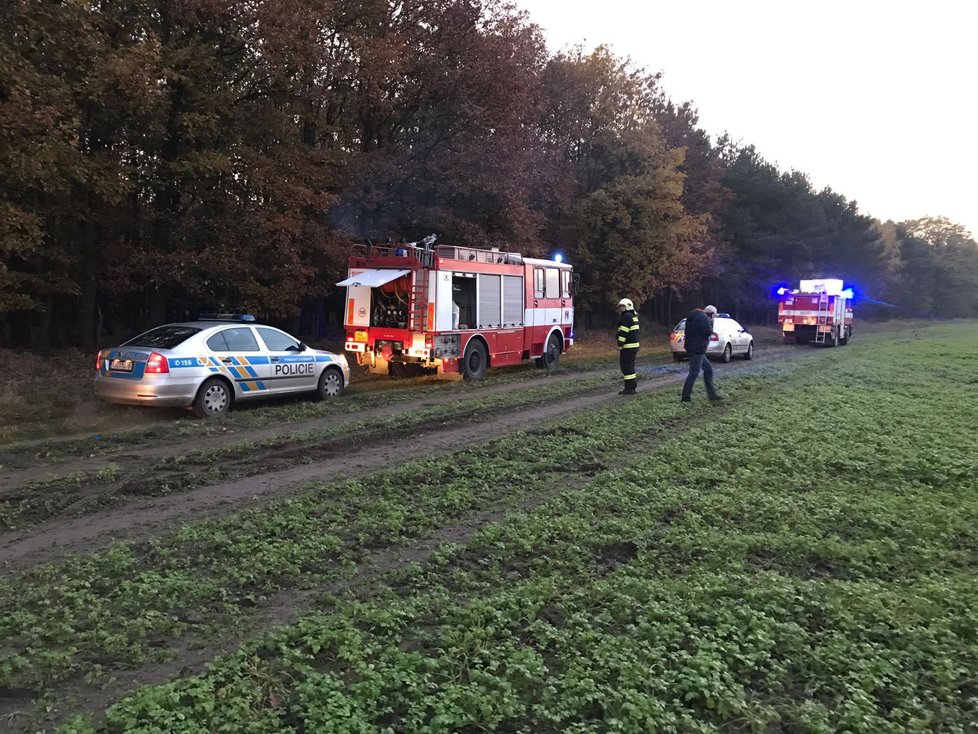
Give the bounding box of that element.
[110,358,134,372]
[354,330,369,343]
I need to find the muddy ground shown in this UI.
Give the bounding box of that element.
[0,340,812,731]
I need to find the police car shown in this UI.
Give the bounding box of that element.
[94,315,350,417]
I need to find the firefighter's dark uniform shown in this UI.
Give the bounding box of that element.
[616,307,640,394]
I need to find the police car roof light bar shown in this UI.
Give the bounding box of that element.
[198,313,257,322]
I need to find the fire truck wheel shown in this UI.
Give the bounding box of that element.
[539,333,561,370]
[462,339,488,380]
[720,343,732,363]
[744,341,754,360]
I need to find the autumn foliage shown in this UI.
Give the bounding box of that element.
[1,0,976,347]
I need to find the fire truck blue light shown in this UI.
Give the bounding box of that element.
[772,280,852,298]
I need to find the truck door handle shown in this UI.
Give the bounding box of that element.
[221,358,233,364]
[270,356,280,363]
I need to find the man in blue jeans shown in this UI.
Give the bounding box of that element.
[681,304,724,403]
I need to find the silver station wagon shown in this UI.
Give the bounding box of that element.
[94,315,350,417]
[669,313,755,363]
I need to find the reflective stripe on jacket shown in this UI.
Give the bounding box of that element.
[617,310,640,348]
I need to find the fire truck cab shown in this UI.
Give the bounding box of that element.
[338,239,575,379]
[777,278,853,347]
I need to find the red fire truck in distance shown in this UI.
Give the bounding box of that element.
[338,237,575,379]
[777,278,854,347]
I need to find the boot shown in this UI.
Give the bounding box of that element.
[619,381,637,395]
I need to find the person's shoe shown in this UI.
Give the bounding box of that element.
[619,389,636,395]
[680,397,692,403]
[708,394,724,402]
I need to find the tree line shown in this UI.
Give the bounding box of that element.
[2,0,977,349]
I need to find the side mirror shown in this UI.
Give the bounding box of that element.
[298,341,308,352]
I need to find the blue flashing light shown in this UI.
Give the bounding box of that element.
[839,288,854,299]
[771,282,793,299]
[198,313,256,322]
[554,253,564,264]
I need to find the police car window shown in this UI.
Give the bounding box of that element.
[124,325,200,349]
[257,327,300,352]
[206,327,260,352]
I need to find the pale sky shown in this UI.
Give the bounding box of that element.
[513,0,978,239]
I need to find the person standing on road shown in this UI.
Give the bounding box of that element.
[616,298,640,395]
[681,304,723,403]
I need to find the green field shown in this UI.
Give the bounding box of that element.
[3,323,977,732]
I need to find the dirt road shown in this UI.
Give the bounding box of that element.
[0,342,822,732]
[1,347,807,571]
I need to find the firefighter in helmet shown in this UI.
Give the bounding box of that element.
[616,298,640,394]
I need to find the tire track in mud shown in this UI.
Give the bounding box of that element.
[8,391,721,734]
[0,347,806,570]
[0,374,675,569]
[0,345,803,493]
[1,347,817,732]
[0,366,620,493]
[0,369,635,531]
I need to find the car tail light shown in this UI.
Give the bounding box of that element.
[95,350,103,370]
[710,332,719,341]
[145,352,170,374]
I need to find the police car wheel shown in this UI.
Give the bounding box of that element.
[744,341,754,360]
[317,368,344,399]
[193,378,231,418]
[720,343,732,363]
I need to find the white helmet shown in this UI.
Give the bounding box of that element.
[618,298,634,310]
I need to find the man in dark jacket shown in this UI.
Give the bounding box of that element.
[616,298,640,394]
[681,304,723,403]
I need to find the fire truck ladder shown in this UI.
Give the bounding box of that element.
[814,291,829,344]
[408,270,429,332]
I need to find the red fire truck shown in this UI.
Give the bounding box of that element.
[777,278,854,346]
[338,237,575,378]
